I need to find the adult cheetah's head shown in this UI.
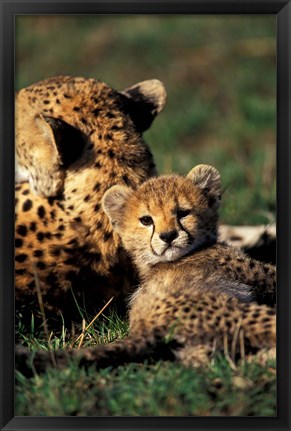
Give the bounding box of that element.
[16,77,167,197]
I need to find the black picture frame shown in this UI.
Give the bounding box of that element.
[0,0,290,430]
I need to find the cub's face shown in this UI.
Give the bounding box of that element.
[102,164,221,268]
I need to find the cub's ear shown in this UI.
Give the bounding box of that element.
[102,185,132,230]
[187,164,221,206]
[120,79,167,132]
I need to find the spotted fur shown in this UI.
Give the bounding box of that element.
[16,165,276,375]
[15,76,166,319]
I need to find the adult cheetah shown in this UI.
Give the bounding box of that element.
[15,75,166,321]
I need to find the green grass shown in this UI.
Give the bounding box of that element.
[16,310,276,417]
[16,359,276,417]
[15,16,276,416]
[16,307,129,351]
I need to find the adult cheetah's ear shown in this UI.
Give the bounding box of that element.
[16,113,85,197]
[42,115,86,168]
[120,79,167,132]
[187,164,221,207]
[102,185,132,230]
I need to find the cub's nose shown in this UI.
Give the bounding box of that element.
[159,230,178,244]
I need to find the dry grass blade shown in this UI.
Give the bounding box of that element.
[231,317,243,361]
[223,332,237,371]
[239,328,245,361]
[75,296,114,349]
[77,319,86,349]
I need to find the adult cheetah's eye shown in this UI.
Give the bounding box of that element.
[177,209,191,219]
[139,216,153,226]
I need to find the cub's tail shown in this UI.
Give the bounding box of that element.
[16,333,177,378]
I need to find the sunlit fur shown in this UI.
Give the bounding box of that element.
[103,165,221,273]
[102,164,276,313]
[15,165,276,375]
[14,75,166,314]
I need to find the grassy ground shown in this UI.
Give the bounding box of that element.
[15,16,276,416]
[16,358,276,417]
[16,310,276,417]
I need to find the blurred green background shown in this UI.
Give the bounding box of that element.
[16,15,276,225]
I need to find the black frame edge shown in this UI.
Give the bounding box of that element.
[1,0,290,15]
[276,1,291,429]
[0,0,16,430]
[1,1,290,430]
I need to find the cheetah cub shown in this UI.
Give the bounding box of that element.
[103,164,276,313]
[16,165,276,376]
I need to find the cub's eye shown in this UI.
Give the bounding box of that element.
[177,209,191,219]
[139,216,153,226]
